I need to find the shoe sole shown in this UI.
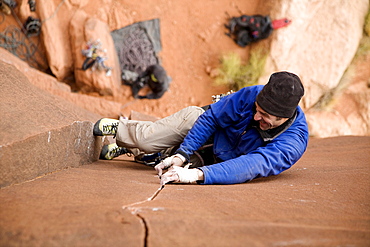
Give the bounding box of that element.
[99,145,113,160]
[93,119,103,136]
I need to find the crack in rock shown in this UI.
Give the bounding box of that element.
[122,185,164,210]
[121,185,164,247]
[136,213,149,247]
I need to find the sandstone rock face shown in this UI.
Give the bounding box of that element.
[5,0,370,138]
[70,10,122,96]
[256,0,370,137]
[306,62,370,137]
[259,0,368,108]
[0,61,102,187]
[0,48,122,118]
[0,136,369,245]
[17,0,121,97]
[33,0,77,80]
[0,47,71,93]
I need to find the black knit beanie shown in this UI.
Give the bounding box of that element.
[256,71,304,118]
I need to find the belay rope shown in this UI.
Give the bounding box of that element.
[0,0,66,70]
[0,24,47,69]
[118,27,158,75]
[0,1,47,70]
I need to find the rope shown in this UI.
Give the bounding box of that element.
[119,27,158,74]
[41,0,66,24]
[0,0,65,71]
[0,24,46,69]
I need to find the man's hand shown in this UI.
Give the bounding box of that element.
[155,154,185,177]
[160,165,204,186]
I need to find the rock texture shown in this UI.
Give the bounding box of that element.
[306,61,370,137]
[70,10,122,96]
[0,48,122,118]
[1,0,369,138]
[0,2,369,244]
[32,0,77,80]
[0,136,369,246]
[258,0,368,108]
[16,0,122,96]
[255,0,370,137]
[0,61,102,187]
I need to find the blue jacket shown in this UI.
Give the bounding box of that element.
[176,85,309,185]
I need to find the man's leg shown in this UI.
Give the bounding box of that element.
[116,106,205,153]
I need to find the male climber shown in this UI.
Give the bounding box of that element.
[93,71,309,185]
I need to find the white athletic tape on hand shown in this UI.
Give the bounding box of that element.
[172,166,199,184]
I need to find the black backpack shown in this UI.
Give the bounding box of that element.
[225,15,274,47]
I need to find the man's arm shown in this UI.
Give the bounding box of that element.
[175,87,259,161]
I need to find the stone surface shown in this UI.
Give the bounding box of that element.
[0,136,369,246]
[0,161,147,247]
[305,54,370,137]
[0,48,122,118]
[4,0,257,119]
[70,10,122,96]
[255,0,370,137]
[0,61,102,187]
[17,0,122,91]
[2,1,369,137]
[34,0,77,80]
[1,3,369,245]
[258,0,368,109]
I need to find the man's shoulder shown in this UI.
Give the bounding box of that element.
[232,85,263,101]
[239,85,264,93]
[249,84,264,90]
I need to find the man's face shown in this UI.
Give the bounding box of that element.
[254,103,289,130]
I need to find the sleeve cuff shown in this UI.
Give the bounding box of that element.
[173,153,186,163]
[174,150,190,162]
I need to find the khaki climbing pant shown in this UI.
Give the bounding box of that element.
[116,106,205,159]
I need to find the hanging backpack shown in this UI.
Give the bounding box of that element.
[225,14,291,47]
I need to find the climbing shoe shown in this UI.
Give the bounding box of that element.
[93,118,119,136]
[100,143,129,160]
[135,153,163,167]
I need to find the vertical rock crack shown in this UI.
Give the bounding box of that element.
[136,213,149,247]
[121,185,165,247]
